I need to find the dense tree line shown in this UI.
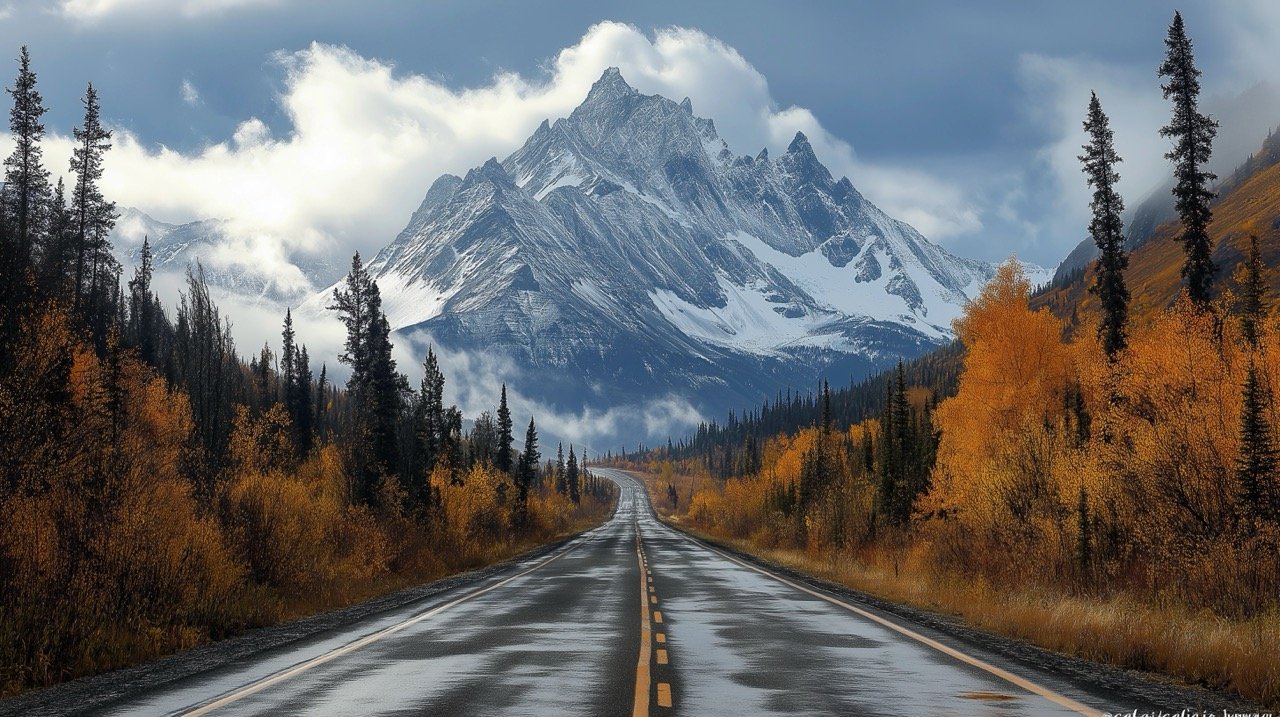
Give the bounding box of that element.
[0,48,613,695]
[638,343,960,483]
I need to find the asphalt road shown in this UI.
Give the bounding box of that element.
[5,470,1236,716]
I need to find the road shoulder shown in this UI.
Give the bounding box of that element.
[659,518,1266,715]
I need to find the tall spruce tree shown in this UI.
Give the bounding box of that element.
[279,309,313,455]
[416,346,446,475]
[1159,11,1218,307]
[314,363,328,440]
[1239,234,1268,348]
[2,46,50,342]
[513,417,540,528]
[496,384,514,474]
[127,237,156,363]
[1237,360,1278,523]
[280,309,297,407]
[295,344,313,454]
[566,444,580,504]
[555,443,567,494]
[330,253,405,503]
[1080,92,1130,359]
[70,83,118,328]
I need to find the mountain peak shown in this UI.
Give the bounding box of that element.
[463,157,515,189]
[786,131,814,156]
[585,67,636,103]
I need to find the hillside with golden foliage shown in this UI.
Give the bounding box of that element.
[1036,130,1280,328]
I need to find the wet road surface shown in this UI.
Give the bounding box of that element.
[30,470,1182,716]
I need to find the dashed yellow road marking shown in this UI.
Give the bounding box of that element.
[654,611,663,623]
[650,595,658,604]
[632,510,652,717]
[656,649,668,665]
[655,633,666,643]
[656,682,673,708]
[649,585,655,593]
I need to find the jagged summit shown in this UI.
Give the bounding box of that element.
[337,66,1037,424]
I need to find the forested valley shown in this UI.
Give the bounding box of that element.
[0,48,614,695]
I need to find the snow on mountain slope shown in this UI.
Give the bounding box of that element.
[323,68,1042,420]
[111,208,342,302]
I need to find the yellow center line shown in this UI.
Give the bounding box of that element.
[656,648,668,665]
[656,682,673,708]
[653,611,662,623]
[655,633,666,643]
[632,509,652,717]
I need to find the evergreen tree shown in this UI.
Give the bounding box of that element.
[330,253,374,385]
[329,253,405,503]
[469,410,498,467]
[566,444,580,504]
[1159,11,1219,307]
[126,236,157,364]
[820,379,832,433]
[175,264,237,494]
[1237,360,1278,523]
[555,442,567,494]
[38,178,75,298]
[513,417,540,528]
[1080,92,1130,359]
[69,83,118,328]
[1,47,50,344]
[254,342,274,407]
[496,384,514,474]
[416,346,446,475]
[295,344,313,454]
[278,310,312,455]
[280,309,297,407]
[314,363,328,439]
[1239,234,1268,348]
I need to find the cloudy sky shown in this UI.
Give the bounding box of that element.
[1,0,1277,272]
[2,0,1277,447]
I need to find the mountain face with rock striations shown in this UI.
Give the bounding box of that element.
[332,68,1038,424]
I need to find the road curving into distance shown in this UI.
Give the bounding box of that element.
[2,469,1241,716]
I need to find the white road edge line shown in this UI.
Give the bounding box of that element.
[179,533,592,716]
[607,469,1103,717]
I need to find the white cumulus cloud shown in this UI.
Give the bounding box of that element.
[31,22,980,304]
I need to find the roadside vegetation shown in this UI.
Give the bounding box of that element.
[0,48,615,696]
[615,13,1280,707]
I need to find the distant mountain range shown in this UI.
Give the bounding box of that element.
[110,208,342,302]
[302,68,1047,422]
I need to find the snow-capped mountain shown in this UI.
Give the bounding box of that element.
[332,68,1040,417]
[111,208,342,302]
